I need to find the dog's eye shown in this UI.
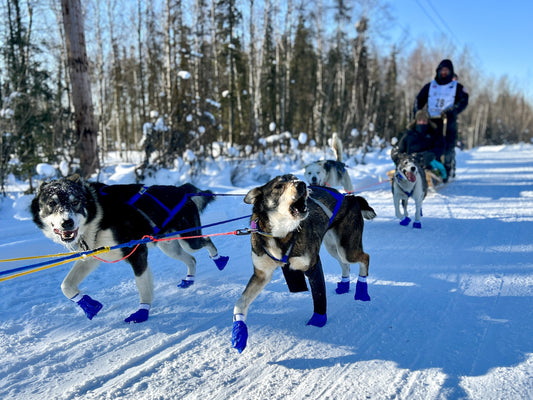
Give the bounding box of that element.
[47,200,56,209]
[273,183,284,190]
[71,199,81,208]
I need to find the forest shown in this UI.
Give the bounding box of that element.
[1,0,532,190]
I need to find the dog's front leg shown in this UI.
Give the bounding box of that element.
[62,258,103,320]
[393,192,404,220]
[397,196,411,226]
[413,197,423,229]
[232,265,274,353]
[304,259,327,327]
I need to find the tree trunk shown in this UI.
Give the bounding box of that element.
[60,0,99,177]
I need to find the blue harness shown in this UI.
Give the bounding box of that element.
[101,185,193,234]
[308,185,345,227]
[127,186,191,234]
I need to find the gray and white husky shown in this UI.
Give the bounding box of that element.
[231,174,375,352]
[304,133,354,192]
[392,154,428,228]
[31,175,228,323]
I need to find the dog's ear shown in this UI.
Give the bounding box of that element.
[68,174,81,183]
[244,187,261,205]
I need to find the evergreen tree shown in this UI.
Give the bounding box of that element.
[1,0,54,191]
[288,14,317,138]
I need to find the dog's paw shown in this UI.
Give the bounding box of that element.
[177,279,194,288]
[335,281,350,294]
[231,321,248,353]
[124,308,149,323]
[77,295,103,320]
[413,221,422,229]
[400,217,411,226]
[307,312,327,327]
[354,280,371,301]
[212,255,229,271]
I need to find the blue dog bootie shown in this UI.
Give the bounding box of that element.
[125,303,150,323]
[354,276,371,301]
[307,312,327,327]
[400,217,411,226]
[335,278,350,294]
[211,254,229,271]
[71,293,103,320]
[177,275,194,288]
[232,314,248,353]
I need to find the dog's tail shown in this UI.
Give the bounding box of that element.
[354,196,377,220]
[182,183,215,212]
[330,132,344,162]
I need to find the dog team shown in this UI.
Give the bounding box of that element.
[31,114,444,353]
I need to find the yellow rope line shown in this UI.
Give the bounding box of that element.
[0,247,111,283]
[0,250,81,263]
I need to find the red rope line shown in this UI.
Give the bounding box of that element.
[92,231,241,263]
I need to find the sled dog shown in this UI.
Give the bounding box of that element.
[31,175,228,323]
[231,174,376,352]
[304,133,353,191]
[392,154,428,228]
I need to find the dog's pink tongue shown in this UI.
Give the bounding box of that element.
[407,172,416,182]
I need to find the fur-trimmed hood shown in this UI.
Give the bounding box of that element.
[407,108,437,130]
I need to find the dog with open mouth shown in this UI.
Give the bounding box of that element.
[31,175,229,323]
[231,174,376,352]
[392,154,428,228]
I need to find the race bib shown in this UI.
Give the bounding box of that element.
[427,80,457,117]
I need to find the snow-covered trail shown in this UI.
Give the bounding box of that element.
[1,145,532,399]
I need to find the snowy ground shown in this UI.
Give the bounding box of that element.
[1,144,532,399]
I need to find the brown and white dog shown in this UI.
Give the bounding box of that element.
[231,174,375,352]
[304,133,353,191]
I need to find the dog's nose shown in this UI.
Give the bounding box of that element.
[410,166,416,172]
[62,218,75,230]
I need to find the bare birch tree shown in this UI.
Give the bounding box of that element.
[60,0,99,177]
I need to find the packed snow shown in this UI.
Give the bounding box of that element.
[1,144,533,399]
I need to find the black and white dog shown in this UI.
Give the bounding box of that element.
[304,133,353,192]
[392,154,428,228]
[31,175,228,323]
[231,174,375,352]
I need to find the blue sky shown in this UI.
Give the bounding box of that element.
[389,0,533,100]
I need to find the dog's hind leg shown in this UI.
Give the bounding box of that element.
[124,267,153,323]
[324,233,351,294]
[353,253,371,302]
[62,258,103,320]
[180,237,230,272]
[305,259,327,327]
[323,231,350,294]
[158,241,198,288]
